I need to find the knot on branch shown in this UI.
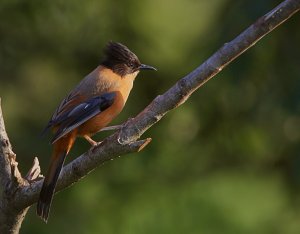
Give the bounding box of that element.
[25,157,42,183]
[9,154,24,187]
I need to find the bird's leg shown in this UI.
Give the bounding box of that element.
[83,135,98,147]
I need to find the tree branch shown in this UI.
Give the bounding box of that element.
[0,99,29,234]
[0,98,12,190]
[0,0,299,232]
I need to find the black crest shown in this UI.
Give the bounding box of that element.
[101,41,141,77]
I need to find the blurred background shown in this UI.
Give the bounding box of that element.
[0,0,300,233]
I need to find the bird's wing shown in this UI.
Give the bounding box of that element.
[51,92,116,144]
[41,91,86,136]
[41,66,111,136]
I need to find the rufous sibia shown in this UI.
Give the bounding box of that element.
[37,42,156,222]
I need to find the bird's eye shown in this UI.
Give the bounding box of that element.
[128,62,134,67]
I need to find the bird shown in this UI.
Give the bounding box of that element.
[37,41,157,222]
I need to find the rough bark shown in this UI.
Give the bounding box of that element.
[0,98,29,234]
[0,0,299,233]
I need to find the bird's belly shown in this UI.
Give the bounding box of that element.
[77,92,125,136]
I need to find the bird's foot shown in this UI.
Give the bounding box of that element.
[98,124,123,132]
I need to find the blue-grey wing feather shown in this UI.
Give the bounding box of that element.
[50,92,116,144]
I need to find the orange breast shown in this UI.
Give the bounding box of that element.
[77,67,138,136]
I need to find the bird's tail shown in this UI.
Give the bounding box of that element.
[37,149,67,223]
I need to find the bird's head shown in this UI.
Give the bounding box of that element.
[101,41,156,77]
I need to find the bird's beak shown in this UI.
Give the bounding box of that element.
[139,64,157,71]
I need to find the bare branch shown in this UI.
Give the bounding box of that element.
[15,137,152,208]
[0,99,29,234]
[0,98,12,189]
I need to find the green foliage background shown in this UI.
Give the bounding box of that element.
[0,0,300,233]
